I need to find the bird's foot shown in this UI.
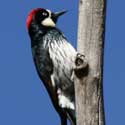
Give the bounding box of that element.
[75,53,87,68]
[74,53,88,78]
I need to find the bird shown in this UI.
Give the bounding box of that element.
[26,8,79,125]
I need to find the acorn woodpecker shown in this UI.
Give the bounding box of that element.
[26,8,78,125]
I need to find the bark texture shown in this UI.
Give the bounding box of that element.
[74,0,106,125]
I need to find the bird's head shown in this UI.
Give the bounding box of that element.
[26,8,67,29]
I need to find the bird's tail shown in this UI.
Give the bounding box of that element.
[66,109,76,125]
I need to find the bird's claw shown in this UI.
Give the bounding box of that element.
[75,53,88,70]
[74,53,88,78]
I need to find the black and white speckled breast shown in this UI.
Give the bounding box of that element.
[42,29,77,97]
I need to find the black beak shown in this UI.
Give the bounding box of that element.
[54,10,68,18]
[51,10,67,23]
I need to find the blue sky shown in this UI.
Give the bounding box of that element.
[0,0,124,125]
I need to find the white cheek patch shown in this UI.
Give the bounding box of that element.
[42,17,55,27]
[57,89,75,110]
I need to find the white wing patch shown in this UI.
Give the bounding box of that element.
[57,89,75,110]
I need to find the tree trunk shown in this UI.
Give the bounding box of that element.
[74,0,106,125]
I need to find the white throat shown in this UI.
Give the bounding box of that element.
[42,18,55,27]
[41,9,56,27]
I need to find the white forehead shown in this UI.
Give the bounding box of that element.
[46,9,51,17]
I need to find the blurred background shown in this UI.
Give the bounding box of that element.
[0,0,124,125]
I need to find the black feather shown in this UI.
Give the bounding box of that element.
[28,12,76,125]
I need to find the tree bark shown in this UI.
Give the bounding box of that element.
[74,0,106,125]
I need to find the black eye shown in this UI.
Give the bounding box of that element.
[42,12,48,16]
